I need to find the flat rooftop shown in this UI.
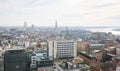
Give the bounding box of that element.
[67,57,84,65]
[6,46,25,51]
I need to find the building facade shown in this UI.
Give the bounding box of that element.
[48,40,77,59]
[30,51,54,71]
[4,48,28,71]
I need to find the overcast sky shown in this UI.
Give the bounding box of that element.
[0,0,120,27]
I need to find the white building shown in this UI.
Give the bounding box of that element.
[48,40,77,59]
[0,47,2,56]
[24,40,30,48]
[116,47,120,56]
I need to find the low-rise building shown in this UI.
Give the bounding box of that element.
[55,57,90,71]
[30,51,54,71]
[79,51,96,65]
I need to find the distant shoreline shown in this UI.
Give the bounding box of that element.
[113,29,120,31]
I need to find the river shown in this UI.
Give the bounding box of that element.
[86,28,120,35]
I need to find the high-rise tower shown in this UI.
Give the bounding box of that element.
[55,20,57,30]
[31,24,34,30]
[24,21,27,31]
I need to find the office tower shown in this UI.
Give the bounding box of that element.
[48,40,77,59]
[4,48,28,71]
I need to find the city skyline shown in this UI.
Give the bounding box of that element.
[0,0,120,27]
